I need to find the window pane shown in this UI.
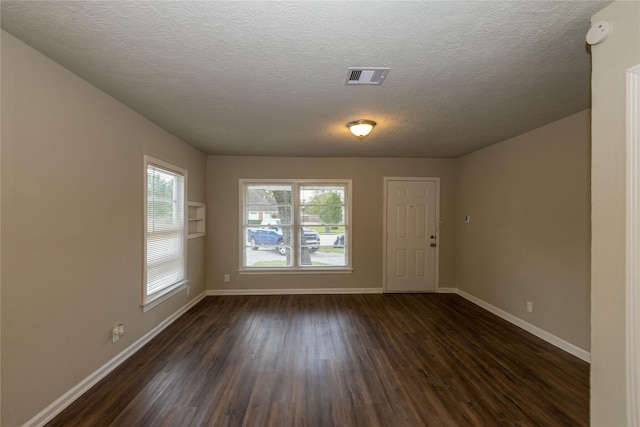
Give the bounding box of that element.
[246,207,292,226]
[299,184,347,267]
[300,185,346,226]
[302,228,347,267]
[300,185,345,204]
[243,183,293,268]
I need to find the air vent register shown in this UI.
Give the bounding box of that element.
[345,67,390,85]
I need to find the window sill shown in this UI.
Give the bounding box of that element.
[142,280,188,313]
[239,268,353,275]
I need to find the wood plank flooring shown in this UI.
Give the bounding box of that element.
[47,294,589,426]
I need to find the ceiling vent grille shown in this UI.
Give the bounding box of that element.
[345,67,390,85]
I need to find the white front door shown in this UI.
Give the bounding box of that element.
[384,178,439,292]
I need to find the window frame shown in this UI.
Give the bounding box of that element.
[239,179,352,274]
[143,155,188,312]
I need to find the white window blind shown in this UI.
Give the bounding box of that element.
[145,158,186,305]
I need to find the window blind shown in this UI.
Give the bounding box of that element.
[146,162,185,298]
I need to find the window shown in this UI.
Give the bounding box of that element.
[240,179,352,272]
[144,156,187,311]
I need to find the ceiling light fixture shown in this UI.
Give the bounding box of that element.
[346,119,376,140]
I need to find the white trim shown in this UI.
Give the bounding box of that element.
[141,281,188,313]
[626,63,640,427]
[382,177,441,293]
[455,289,591,363]
[23,292,207,427]
[207,288,383,296]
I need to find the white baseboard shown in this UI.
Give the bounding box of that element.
[455,289,591,363]
[207,287,383,296]
[24,291,207,427]
[436,286,458,293]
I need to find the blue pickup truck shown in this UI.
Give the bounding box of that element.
[248,219,321,255]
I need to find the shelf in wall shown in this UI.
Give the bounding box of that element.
[187,201,206,239]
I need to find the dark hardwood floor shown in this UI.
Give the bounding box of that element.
[48,294,589,426]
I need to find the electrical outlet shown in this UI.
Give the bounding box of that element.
[112,324,124,343]
[224,274,230,283]
[526,301,534,313]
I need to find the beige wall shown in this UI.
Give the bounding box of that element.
[206,156,457,291]
[591,2,640,425]
[456,110,591,351]
[1,31,207,426]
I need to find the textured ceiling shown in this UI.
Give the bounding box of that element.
[1,1,609,158]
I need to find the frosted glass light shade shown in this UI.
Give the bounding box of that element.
[346,120,376,139]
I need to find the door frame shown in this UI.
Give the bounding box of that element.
[382,177,441,293]
[626,63,640,427]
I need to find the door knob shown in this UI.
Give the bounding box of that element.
[430,243,437,247]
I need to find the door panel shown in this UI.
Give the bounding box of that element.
[385,179,438,292]
[396,250,407,277]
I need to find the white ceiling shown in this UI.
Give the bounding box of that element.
[1,1,609,158]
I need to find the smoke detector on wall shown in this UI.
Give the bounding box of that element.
[345,67,390,85]
[586,20,612,45]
